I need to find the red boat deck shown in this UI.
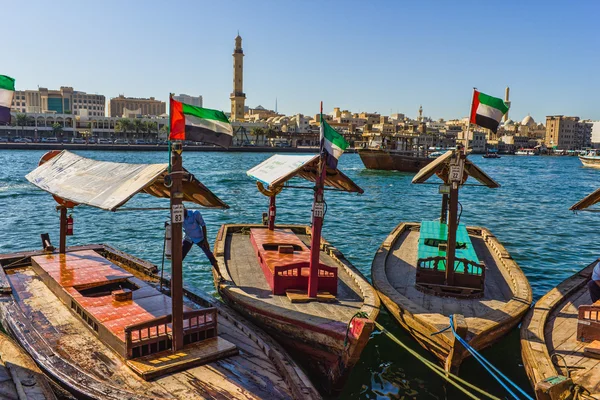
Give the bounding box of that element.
[249,228,337,295]
[30,250,198,358]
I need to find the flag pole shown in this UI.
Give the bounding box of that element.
[307,101,326,298]
[169,93,184,352]
[464,87,476,155]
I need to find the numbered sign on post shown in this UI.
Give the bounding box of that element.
[172,204,184,224]
[449,162,464,183]
[313,202,325,218]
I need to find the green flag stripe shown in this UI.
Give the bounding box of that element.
[323,120,348,150]
[182,103,230,124]
[0,75,15,92]
[477,92,508,114]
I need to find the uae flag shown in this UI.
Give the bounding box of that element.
[470,90,510,133]
[0,75,15,125]
[170,97,233,148]
[321,118,349,168]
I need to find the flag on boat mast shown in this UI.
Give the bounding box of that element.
[169,97,233,148]
[0,75,15,125]
[320,115,349,169]
[469,90,510,133]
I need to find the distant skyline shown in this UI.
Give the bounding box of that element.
[4,0,599,122]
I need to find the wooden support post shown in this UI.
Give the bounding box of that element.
[58,206,67,254]
[445,314,467,374]
[308,162,326,298]
[170,145,184,352]
[268,195,276,231]
[445,184,458,286]
[440,193,448,224]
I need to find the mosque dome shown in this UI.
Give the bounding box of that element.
[503,119,514,127]
[521,115,535,127]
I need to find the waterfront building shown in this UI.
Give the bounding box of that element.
[230,34,246,122]
[10,87,105,117]
[109,95,166,117]
[173,94,202,107]
[545,115,592,150]
[590,121,600,147]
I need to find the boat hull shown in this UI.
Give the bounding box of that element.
[371,222,532,372]
[0,244,320,400]
[579,155,600,168]
[213,224,380,395]
[358,148,433,172]
[520,261,599,399]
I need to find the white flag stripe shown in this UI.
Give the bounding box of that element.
[0,88,14,108]
[476,103,503,122]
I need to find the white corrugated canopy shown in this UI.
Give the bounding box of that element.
[246,154,363,193]
[25,150,228,211]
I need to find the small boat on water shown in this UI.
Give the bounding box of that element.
[578,149,600,168]
[358,147,433,172]
[482,149,501,159]
[0,150,320,400]
[0,331,57,399]
[371,148,532,373]
[520,187,600,399]
[213,154,380,394]
[515,149,536,156]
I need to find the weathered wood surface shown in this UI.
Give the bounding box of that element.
[372,222,532,371]
[520,260,600,398]
[213,224,380,393]
[0,245,320,400]
[0,331,57,399]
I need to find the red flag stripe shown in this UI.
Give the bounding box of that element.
[170,97,185,140]
[469,90,480,125]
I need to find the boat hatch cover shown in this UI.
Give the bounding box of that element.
[25,150,229,211]
[246,154,364,193]
[412,150,500,188]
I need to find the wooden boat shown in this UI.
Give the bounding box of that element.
[0,331,57,399]
[213,154,380,394]
[0,150,320,400]
[371,148,532,373]
[358,148,433,172]
[520,185,600,399]
[578,149,600,168]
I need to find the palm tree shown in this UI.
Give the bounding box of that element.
[253,127,264,146]
[159,125,169,141]
[145,121,158,141]
[51,123,63,141]
[115,119,132,140]
[265,127,277,146]
[15,113,31,139]
[132,119,144,140]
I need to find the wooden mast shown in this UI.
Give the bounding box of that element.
[308,101,326,298]
[445,148,465,287]
[268,195,276,230]
[169,94,184,351]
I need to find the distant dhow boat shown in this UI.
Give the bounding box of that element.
[578,149,600,168]
[371,148,532,373]
[520,187,600,399]
[213,154,380,394]
[0,150,320,400]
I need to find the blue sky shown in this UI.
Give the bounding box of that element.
[4,0,599,122]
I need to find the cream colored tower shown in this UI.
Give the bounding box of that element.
[230,34,246,122]
[504,86,510,122]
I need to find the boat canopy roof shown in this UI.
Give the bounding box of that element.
[412,150,500,188]
[570,187,600,211]
[25,150,229,211]
[246,154,363,193]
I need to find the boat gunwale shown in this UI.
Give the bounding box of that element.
[519,259,597,391]
[0,244,320,400]
[372,222,532,353]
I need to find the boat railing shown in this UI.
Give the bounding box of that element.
[275,263,337,278]
[576,303,600,342]
[416,256,486,294]
[417,256,484,276]
[124,307,218,359]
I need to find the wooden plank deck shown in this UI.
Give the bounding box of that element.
[3,266,300,399]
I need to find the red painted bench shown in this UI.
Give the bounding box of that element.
[249,228,337,295]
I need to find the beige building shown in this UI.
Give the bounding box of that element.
[173,94,202,107]
[109,95,166,117]
[10,87,105,117]
[230,34,246,122]
[545,115,591,150]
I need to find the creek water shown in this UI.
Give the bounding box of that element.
[1,149,598,399]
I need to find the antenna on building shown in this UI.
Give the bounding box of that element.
[275,97,278,113]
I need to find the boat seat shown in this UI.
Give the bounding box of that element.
[577,300,600,343]
[249,228,337,296]
[415,221,485,295]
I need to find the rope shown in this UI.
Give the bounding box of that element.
[373,320,501,400]
[448,315,534,400]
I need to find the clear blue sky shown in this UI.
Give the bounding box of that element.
[4,0,599,122]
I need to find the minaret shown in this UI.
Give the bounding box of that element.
[504,86,510,122]
[230,33,246,122]
[418,105,423,122]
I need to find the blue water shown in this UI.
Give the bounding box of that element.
[1,150,598,399]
